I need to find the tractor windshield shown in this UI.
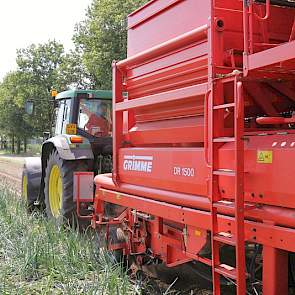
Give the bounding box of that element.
[78,99,112,137]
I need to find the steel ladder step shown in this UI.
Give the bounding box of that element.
[213,102,236,110]
[213,200,256,211]
[215,264,237,280]
[215,264,250,280]
[213,232,236,246]
[213,169,236,177]
[213,137,235,143]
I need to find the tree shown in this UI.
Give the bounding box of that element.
[57,49,94,90]
[0,71,33,153]
[73,0,148,90]
[16,40,70,136]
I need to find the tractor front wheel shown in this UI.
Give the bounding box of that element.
[44,150,88,225]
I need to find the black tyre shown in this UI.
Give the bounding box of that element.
[290,253,295,287]
[22,170,35,210]
[22,164,41,212]
[44,150,88,224]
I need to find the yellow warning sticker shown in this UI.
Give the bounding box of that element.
[66,123,77,135]
[257,150,273,164]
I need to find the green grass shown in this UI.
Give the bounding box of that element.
[26,143,42,155]
[0,150,10,155]
[0,143,42,157]
[0,182,143,295]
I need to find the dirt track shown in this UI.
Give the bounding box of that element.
[0,154,27,193]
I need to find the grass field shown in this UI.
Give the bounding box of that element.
[0,182,155,295]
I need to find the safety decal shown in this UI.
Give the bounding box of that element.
[257,150,273,164]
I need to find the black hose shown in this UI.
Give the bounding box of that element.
[247,244,262,289]
[255,0,295,8]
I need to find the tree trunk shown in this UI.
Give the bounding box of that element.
[24,137,27,153]
[17,137,21,154]
[11,134,15,153]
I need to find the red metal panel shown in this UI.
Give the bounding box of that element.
[127,117,205,145]
[127,42,208,84]
[118,147,207,196]
[127,0,210,56]
[120,25,208,70]
[108,132,295,209]
[115,83,207,111]
[128,0,182,30]
[219,133,295,209]
[73,172,94,202]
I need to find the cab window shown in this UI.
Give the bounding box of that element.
[62,99,71,133]
[55,99,71,135]
[78,99,112,137]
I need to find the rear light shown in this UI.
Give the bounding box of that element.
[70,136,83,144]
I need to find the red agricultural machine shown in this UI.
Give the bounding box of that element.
[73,0,295,294]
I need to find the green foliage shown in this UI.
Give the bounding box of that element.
[0,71,32,139]
[0,183,139,294]
[16,41,68,135]
[58,49,95,90]
[73,0,148,89]
[16,41,64,88]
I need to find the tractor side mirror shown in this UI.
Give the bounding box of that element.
[43,132,50,141]
[25,101,34,115]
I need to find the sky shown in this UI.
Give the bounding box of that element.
[0,0,92,81]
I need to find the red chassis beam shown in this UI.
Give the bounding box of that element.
[94,187,295,253]
[246,40,295,72]
[94,174,295,229]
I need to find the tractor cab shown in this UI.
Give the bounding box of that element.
[53,89,113,171]
[54,89,112,138]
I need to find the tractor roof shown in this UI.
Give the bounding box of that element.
[56,89,112,100]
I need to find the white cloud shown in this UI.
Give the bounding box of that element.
[0,0,92,81]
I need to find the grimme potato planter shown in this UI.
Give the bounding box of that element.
[74,1,295,294]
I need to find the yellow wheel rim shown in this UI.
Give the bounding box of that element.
[49,165,63,217]
[22,175,28,201]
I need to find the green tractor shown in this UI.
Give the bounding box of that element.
[22,89,112,222]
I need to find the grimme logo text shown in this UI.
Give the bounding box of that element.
[123,155,153,173]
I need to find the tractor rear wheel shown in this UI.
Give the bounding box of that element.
[44,150,88,225]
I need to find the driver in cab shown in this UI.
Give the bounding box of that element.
[80,102,111,137]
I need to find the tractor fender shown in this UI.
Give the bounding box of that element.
[23,157,42,205]
[37,135,94,206]
[43,135,94,161]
